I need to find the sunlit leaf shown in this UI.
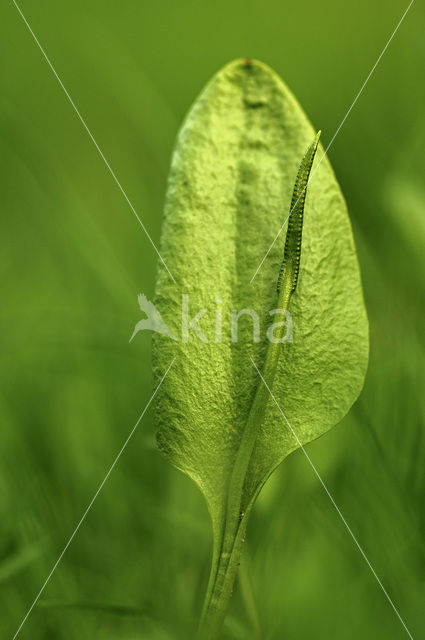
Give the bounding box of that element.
[153,59,368,635]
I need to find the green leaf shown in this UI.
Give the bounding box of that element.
[152,58,368,634]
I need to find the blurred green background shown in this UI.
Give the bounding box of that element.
[1,0,424,638]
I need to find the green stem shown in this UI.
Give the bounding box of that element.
[198,132,320,639]
[198,513,249,639]
[198,308,288,639]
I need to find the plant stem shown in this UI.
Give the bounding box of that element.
[198,515,248,639]
[198,133,320,639]
[198,330,286,639]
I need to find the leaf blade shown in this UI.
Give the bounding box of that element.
[153,57,368,538]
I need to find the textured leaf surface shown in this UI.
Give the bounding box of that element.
[153,59,368,538]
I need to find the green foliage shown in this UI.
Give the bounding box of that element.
[3,2,425,638]
[153,59,369,635]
